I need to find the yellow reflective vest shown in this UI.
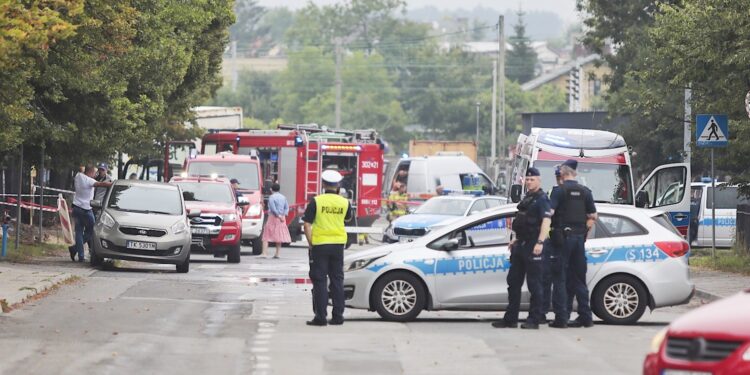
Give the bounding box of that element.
[311,193,349,245]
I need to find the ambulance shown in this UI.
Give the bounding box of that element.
[509,128,691,236]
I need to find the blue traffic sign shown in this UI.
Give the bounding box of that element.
[696,114,728,148]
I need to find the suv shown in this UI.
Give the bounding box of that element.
[91,180,193,273]
[184,153,264,254]
[171,177,247,263]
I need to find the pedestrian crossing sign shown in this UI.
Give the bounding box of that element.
[696,114,728,148]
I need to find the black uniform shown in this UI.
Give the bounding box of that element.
[499,188,551,327]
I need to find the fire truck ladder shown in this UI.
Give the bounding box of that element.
[305,135,321,200]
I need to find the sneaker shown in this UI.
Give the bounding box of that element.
[69,246,76,261]
[306,319,327,326]
[567,319,594,328]
[491,320,517,328]
[548,321,568,329]
[328,318,344,325]
[520,322,539,330]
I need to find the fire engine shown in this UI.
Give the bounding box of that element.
[201,124,386,246]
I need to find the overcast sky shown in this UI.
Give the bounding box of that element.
[257,0,580,23]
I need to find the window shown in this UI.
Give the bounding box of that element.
[428,214,513,250]
[652,213,682,236]
[176,182,234,205]
[598,214,647,237]
[486,199,504,209]
[640,166,687,208]
[203,142,217,155]
[534,161,633,204]
[706,186,750,209]
[186,161,260,190]
[108,184,182,215]
[469,200,488,214]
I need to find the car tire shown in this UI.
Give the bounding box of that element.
[371,272,426,322]
[228,245,241,263]
[90,251,103,267]
[176,254,190,273]
[251,238,263,256]
[592,274,648,325]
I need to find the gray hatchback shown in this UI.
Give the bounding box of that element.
[90,180,193,272]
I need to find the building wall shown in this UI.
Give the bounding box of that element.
[532,61,611,111]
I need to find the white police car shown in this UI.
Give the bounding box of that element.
[344,204,694,324]
[383,194,507,243]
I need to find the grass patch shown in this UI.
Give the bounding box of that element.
[0,242,68,263]
[690,250,750,276]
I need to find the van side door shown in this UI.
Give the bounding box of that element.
[635,163,691,237]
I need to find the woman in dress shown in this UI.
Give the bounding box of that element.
[262,183,291,258]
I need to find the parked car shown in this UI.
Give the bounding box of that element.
[690,181,749,247]
[90,180,192,273]
[345,204,694,323]
[383,194,507,243]
[171,176,247,263]
[643,289,750,375]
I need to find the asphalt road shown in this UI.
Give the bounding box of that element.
[0,243,702,375]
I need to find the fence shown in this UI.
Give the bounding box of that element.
[736,204,750,256]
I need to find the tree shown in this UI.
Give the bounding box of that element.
[229,0,268,56]
[506,9,538,84]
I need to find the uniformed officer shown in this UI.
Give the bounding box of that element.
[492,167,552,330]
[543,165,565,323]
[549,159,597,328]
[303,170,353,326]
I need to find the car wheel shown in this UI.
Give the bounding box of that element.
[372,272,426,322]
[251,238,262,255]
[592,275,648,325]
[176,254,190,273]
[227,245,241,263]
[90,251,103,267]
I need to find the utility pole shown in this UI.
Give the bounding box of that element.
[230,41,238,92]
[684,85,692,165]
[39,145,44,243]
[491,60,497,180]
[475,101,480,153]
[497,15,506,179]
[15,144,22,250]
[335,37,343,129]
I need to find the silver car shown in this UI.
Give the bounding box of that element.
[91,180,193,273]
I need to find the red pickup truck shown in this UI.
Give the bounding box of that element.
[170,177,247,263]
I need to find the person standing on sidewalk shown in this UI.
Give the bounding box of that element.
[261,183,291,259]
[303,170,353,326]
[69,165,112,262]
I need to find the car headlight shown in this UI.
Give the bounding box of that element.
[743,346,750,362]
[101,212,116,229]
[345,253,388,272]
[649,327,668,354]
[248,204,262,217]
[221,213,237,223]
[171,220,187,235]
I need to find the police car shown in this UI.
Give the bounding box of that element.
[383,194,507,243]
[344,204,694,324]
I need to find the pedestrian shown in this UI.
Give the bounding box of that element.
[387,183,408,222]
[543,165,568,327]
[93,163,113,219]
[262,183,291,259]
[492,167,551,329]
[549,159,597,328]
[69,165,112,262]
[230,178,243,198]
[303,169,353,326]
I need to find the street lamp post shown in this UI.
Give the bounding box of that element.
[475,101,480,153]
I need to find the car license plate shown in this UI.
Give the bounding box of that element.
[663,370,712,375]
[191,227,210,235]
[126,240,157,250]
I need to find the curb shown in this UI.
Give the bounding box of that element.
[694,288,723,302]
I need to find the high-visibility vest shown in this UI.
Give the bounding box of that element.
[311,193,349,245]
[388,192,408,216]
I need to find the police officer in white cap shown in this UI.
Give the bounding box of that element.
[302,169,353,326]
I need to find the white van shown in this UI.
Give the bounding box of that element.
[690,181,749,247]
[386,154,498,200]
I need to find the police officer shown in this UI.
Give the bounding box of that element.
[543,165,564,322]
[303,170,353,326]
[549,159,597,328]
[492,167,551,330]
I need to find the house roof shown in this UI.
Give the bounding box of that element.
[521,54,601,91]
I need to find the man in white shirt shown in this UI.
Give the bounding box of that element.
[69,165,112,262]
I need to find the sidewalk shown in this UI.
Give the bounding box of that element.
[691,267,750,301]
[0,258,95,313]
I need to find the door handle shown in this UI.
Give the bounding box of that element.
[673,213,688,221]
[587,249,608,255]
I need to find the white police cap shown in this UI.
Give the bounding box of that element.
[321,169,343,184]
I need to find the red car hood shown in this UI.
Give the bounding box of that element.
[669,289,750,339]
[184,201,236,214]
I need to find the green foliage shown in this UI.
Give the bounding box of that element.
[506,10,537,84]
[229,0,268,55]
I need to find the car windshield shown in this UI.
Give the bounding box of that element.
[415,199,471,216]
[534,161,633,204]
[176,182,234,204]
[187,161,260,190]
[107,184,182,215]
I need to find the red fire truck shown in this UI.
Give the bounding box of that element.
[201,124,385,246]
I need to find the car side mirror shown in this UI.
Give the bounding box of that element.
[90,200,102,209]
[635,191,649,208]
[237,196,250,207]
[441,237,460,251]
[510,184,522,203]
[188,209,202,218]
